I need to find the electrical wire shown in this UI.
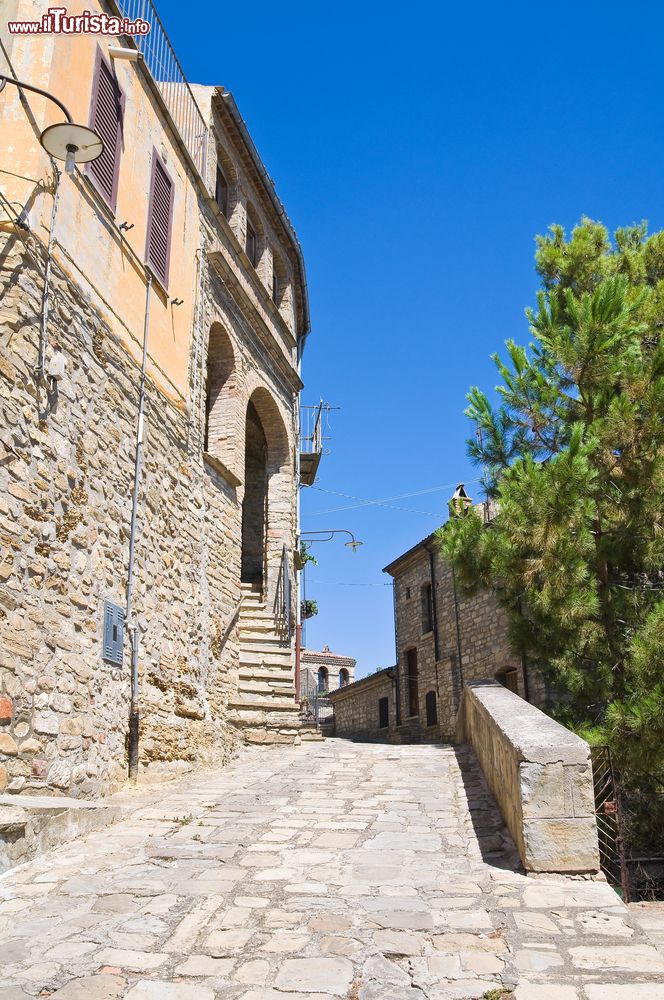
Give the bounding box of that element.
[308,479,482,516]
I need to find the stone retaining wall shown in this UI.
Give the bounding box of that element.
[458,680,600,873]
[329,670,397,740]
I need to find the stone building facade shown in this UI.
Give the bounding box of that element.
[0,1,309,797]
[330,527,544,743]
[299,644,356,700]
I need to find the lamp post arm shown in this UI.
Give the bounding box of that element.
[0,75,73,123]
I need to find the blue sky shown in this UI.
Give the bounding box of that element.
[158,0,664,677]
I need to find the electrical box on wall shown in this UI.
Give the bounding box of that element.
[103,601,125,664]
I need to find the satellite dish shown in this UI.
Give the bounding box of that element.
[40,122,104,173]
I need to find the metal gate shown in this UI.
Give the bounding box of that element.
[590,745,630,901]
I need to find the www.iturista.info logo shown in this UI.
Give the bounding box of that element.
[7,7,150,35]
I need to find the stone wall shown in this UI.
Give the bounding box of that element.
[386,538,546,742]
[0,233,251,797]
[328,670,397,740]
[458,680,600,873]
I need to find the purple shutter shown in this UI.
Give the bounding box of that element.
[88,49,124,208]
[145,150,175,288]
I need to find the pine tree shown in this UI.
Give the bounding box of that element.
[441,219,664,851]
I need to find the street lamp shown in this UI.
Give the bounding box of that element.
[301,529,364,551]
[0,75,103,173]
[295,529,364,704]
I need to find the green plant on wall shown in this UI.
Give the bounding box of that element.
[301,598,318,620]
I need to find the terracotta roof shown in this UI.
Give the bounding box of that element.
[301,644,356,666]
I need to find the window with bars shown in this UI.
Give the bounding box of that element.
[145,150,174,288]
[88,49,124,209]
[215,166,229,217]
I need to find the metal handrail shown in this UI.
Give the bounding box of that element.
[276,544,292,640]
[116,0,208,179]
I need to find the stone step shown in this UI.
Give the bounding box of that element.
[239,650,293,668]
[240,635,295,655]
[239,667,294,681]
[228,696,297,712]
[239,678,295,695]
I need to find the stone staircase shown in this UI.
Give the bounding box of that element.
[228,583,302,744]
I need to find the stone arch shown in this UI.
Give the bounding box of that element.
[204,323,240,479]
[240,386,293,597]
[339,667,349,688]
[317,666,329,693]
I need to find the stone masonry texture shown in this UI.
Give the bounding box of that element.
[459,681,600,874]
[1,739,663,999]
[360,535,551,745]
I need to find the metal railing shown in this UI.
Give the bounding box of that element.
[275,544,292,640]
[116,0,208,179]
[591,745,630,900]
[300,401,324,455]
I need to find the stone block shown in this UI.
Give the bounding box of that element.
[522,817,599,873]
[0,697,12,724]
[0,733,18,755]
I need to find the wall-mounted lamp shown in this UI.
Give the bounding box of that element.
[0,74,104,175]
[301,529,364,552]
[171,298,184,306]
[119,221,134,232]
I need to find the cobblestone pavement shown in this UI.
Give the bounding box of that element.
[2,739,664,1000]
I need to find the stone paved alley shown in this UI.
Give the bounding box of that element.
[2,740,664,1000]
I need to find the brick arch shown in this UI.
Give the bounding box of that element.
[204,323,241,478]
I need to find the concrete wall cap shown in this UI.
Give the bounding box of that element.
[466,680,590,765]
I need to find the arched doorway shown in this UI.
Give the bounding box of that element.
[241,401,268,584]
[339,667,349,688]
[317,666,329,693]
[240,389,292,597]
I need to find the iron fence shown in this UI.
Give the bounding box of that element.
[116,0,208,178]
[275,544,292,641]
[591,745,664,901]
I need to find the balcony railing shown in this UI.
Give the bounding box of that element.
[299,401,324,487]
[116,0,208,179]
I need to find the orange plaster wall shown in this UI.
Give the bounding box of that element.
[0,0,202,405]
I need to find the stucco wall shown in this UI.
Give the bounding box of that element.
[458,681,600,873]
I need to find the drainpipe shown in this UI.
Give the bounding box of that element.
[426,544,440,662]
[35,166,61,378]
[451,564,464,709]
[126,272,153,779]
[391,580,401,727]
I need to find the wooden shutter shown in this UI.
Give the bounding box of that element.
[145,150,175,288]
[89,49,123,208]
[215,166,228,216]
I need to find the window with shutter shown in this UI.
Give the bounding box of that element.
[145,150,175,288]
[215,166,228,217]
[88,49,124,208]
